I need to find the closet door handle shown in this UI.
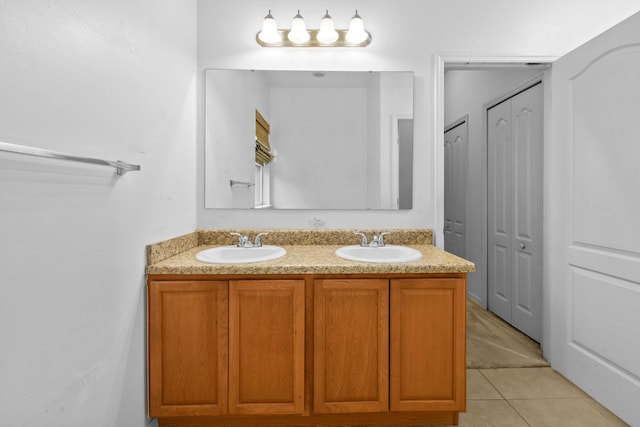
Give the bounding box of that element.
[520,243,526,250]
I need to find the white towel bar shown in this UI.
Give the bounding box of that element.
[0,141,140,175]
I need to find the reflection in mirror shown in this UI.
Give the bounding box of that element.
[204,69,414,210]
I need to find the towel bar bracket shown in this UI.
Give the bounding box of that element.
[230,179,255,187]
[116,160,141,176]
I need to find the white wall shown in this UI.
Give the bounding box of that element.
[0,1,197,426]
[205,70,258,208]
[197,0,640,231]
[444,69,542,307]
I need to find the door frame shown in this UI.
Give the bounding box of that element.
[433,55,555,248]
[390,114,414,209]
[434,55,554,344]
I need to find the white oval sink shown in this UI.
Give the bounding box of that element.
[196,245,286,264]
[335,245,423,263]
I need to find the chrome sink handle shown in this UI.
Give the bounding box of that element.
[254,232,268,247]
[230,232,251,247]
[354,231,368,247]
[377,232,391,247]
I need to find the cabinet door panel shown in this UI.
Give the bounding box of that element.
[229,280,305,414]
[314,279,389,413]
[390,278,466,412]
[148,280,228,417]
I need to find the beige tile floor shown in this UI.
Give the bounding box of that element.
[450,367,630,426]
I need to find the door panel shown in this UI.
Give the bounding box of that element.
[148,281,228,417]
[515,251,534,315]
[548,11,640,425]
[494,245,509,302]
[229,280,305,415]
[314,279,389,414]
[493,117,510,237]
[390,278,466,412]
[514,108,534,242]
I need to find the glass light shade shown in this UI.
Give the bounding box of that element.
[316,10,339,44]
[258,10,280,44]
[287,10,310,44]
[346,10,368,44]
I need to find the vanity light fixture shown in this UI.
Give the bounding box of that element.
[345,10,368,44]
[288,10,310,43]
[257,10,280,44]
[256,9,371,47]
[317,10,339,44]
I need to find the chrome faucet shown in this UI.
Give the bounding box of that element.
[354,231,369,246]
[370,232,391,247]
[230,232,251,247]
[254,232,268,247]
[230,232,269,248]
[354,231,392,247]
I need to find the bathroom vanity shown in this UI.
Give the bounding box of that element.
[146,229,474,427]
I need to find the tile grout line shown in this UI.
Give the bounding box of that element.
[478,368,533,426]
[504,398,534,427]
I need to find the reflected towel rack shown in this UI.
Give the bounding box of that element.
[230,179,255,187]
[0,141,141,175]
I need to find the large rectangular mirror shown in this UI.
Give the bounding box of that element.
[204,69,414,210]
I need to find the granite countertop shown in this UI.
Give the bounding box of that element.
[146,229,475,275]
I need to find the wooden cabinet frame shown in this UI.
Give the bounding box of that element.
[148,273,466,427]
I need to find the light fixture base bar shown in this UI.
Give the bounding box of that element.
[256,29,371,47]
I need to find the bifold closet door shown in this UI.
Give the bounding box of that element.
[487,82,543,342]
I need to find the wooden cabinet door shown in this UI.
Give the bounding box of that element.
[148,280,228,417]
[314,279,389,413]
[390,278,466,412]
[229,279,305,414]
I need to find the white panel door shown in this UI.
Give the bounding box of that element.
[487,101,512,324]
[488,83,543,342]
[444,118,467,258]
[547,11,640,426]
[510,85,543,342]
